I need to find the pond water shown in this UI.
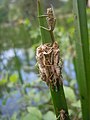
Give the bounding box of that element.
[0,48,76,117]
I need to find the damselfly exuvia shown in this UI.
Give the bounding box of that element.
[38,5,56,43]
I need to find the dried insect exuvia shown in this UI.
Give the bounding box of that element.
[46,7,56,31]
[38,6,56,43]
[36,41,63,91]
[56,109,68,120]
[59,109,68,120]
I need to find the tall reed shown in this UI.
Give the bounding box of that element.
[73,0,90,119]
[37,0,70,119]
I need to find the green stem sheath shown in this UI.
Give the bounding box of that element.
[37,0,70,119]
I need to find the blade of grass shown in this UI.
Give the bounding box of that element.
[37,0,70,119]
[73,0,90,119]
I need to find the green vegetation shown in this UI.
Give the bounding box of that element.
[0,0,90,120]
[37,0,70,119]
[73,0,90,119]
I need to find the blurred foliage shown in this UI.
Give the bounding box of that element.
[0,0,90,120]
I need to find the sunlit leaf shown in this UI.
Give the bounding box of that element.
[71,100,81,108]
[22,107,42,120]
[10,74,18,83]
[7,82,14,88]
[70,80,76,87]
[68,109,74,116]
[11,112,17,120]
[0,79,7,85]
[64,86,76,102]
[73,0,90,119]
[43,111,56,120]
[24,18,31,26]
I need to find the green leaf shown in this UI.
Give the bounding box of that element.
[64,86,76,102]
[23,114,37,120]
[43,111,56,120]
[24,18,31,26]
[70,80,76,87]
[22,107,42,120]
[11,112,17,120]
[73,0,90,119]
[37,1,70,120]
[2,98,7,105]
[7,82,14,88]
[71,100,81,108]
[0,74,8,85]
[0,79,7,85]
[68,109,74,116]
[10,74,18,83]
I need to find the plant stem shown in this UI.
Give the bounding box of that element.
[73,0,90,119]
[37,0,70,119]
[37,0,51,44]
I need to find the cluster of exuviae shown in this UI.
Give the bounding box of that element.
[36,41,63,91]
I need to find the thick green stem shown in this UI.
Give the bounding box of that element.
[50,85,70,120]
[37,0,51,44]
[73,0,90,119]
[37,0,70,119]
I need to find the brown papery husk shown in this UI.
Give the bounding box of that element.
[36,41,63,91]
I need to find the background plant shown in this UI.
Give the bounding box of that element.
[0,0,90,120]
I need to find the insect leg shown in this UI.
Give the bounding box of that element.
[40,26,51,31]
[56,115,60,120]
[38,15,48,18]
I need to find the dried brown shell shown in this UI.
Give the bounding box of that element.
[36,41,63,90]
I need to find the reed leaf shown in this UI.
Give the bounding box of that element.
[73,0,90,119]
[37,0,70,119]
